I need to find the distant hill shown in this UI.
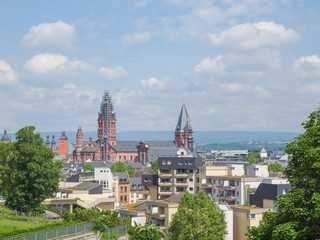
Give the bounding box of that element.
[25,130,299,145]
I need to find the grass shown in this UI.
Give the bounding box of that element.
[0,218,49,234]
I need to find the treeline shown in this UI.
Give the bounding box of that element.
[198,142,287,153]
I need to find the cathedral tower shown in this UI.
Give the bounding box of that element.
[59,131,68,157]
[76,127,83,162]
[174,103,194,148]
[97,90,117,161]
[51,135,56,152]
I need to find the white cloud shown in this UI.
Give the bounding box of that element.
[209,21,299,50]
[220,83,251,93]
[22,21,75,49]
[254,85,271,98]
[24,53,68,73]
[141,77,164,90]
[293,55,320,78]
[193,56,225,74]
[121,31,153,46]
[63,83,77,89]
[0,60,17,85]
[99,66,128,80]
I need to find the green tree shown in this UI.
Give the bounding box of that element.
[111,161,134,177]
[83,163,95,172]
[244,155,256,164]
[168,191,226,240]
[268,163,284,173]
[248,107,320,240]
[128,223,163,240]
[151,160,159,174]
[0,126,62,214]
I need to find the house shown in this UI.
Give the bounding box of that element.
[119,202,147,226]
[113,172,130,205]
[231,205,271,240]
[141,173,158,200]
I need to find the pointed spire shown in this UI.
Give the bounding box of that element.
[175,103,193,133]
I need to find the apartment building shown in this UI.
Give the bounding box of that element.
[94,166,113,190]
[142,173,159,200]
[196,165,229,194]
[158,156,203,199]
[145,194,181,237]
[231,205,270,240]
[210,164,265,205]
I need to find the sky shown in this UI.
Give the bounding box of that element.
[0,0,320,134]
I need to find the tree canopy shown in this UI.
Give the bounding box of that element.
[168,191,226,240]
[244,155,256,164]
[0,126,62,213]
[111,161,134,177]
[248,107,320,240]
[83,163,95,172]
[128,222,163,240]
[151,160,159,174]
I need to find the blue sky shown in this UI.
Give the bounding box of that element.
[0,0,320,134]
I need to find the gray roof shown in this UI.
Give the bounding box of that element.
[175,103,192,133]
[1,130,9,142]
[114,141,139,152]
[113,172,130,183]
[130,177,142,186]
[126,161,144,169]
[134,202,147,211]
[74,182,100,191]
[82,146,98,152]
[163,193,184,203]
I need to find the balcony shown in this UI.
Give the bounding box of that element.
[175,182,188,187]
[217,185,236,191]
[146,212,166,219]
[159,182,172,186]
[217,194,236,202]
[159,191,172,195]
[159,173,172,178]
[175,173,188,178]
[201,183,213,188]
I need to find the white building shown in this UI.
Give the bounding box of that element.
[94,166,113,190]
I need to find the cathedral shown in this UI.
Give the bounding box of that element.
[72,90,196,164]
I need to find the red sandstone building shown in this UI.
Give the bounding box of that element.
[72,90,196,164]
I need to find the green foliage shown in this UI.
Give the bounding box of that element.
[111,161,134,177]
[267,163,285,173]
[128,222,163,240]
[151,160,159,174]
[248,107,320,240]
[249,152,261,159]
[63,207,129,229]
[168,191,226,240]
[244,155,256,164]
[0,126,63,214]
[83,163,95,172]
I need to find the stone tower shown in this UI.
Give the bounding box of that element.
[76,127,83,162]
[46,135,51,149]
[51,135,56,152]
[174,103,194,148]
[97,90,117,161]
[59,131,68,157]
[1,130,10,143]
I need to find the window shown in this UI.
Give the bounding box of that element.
[197,178,199,183]
[162,160,167,165]
[237,191,239,196]
[130,156,133,161]
[250,214,255,219]
[119,156,121,160]
[144,178,148,182]
[236,182,239,186]
[189,170,193,173]
[179,161,183,165]
[121,186,123,192]
[213,189,216,194]
[189,187,193,191]
[124,156,126,161]
[282,189,288,194]
[124,196,127,202]
[189,178,193,182]
[100,170,103,173]
[124,186,127,192]
[131,193,134,198]
[167,161,171,165]
[189,160,193,165]
[104,170,106,172]
[213,180,216,184]
[120,196,123,202]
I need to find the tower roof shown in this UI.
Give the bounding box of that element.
[1,130,9,142]
[175,103,193,133]
[99,89,115,120]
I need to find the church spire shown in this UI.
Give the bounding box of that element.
[174,102,194,148]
